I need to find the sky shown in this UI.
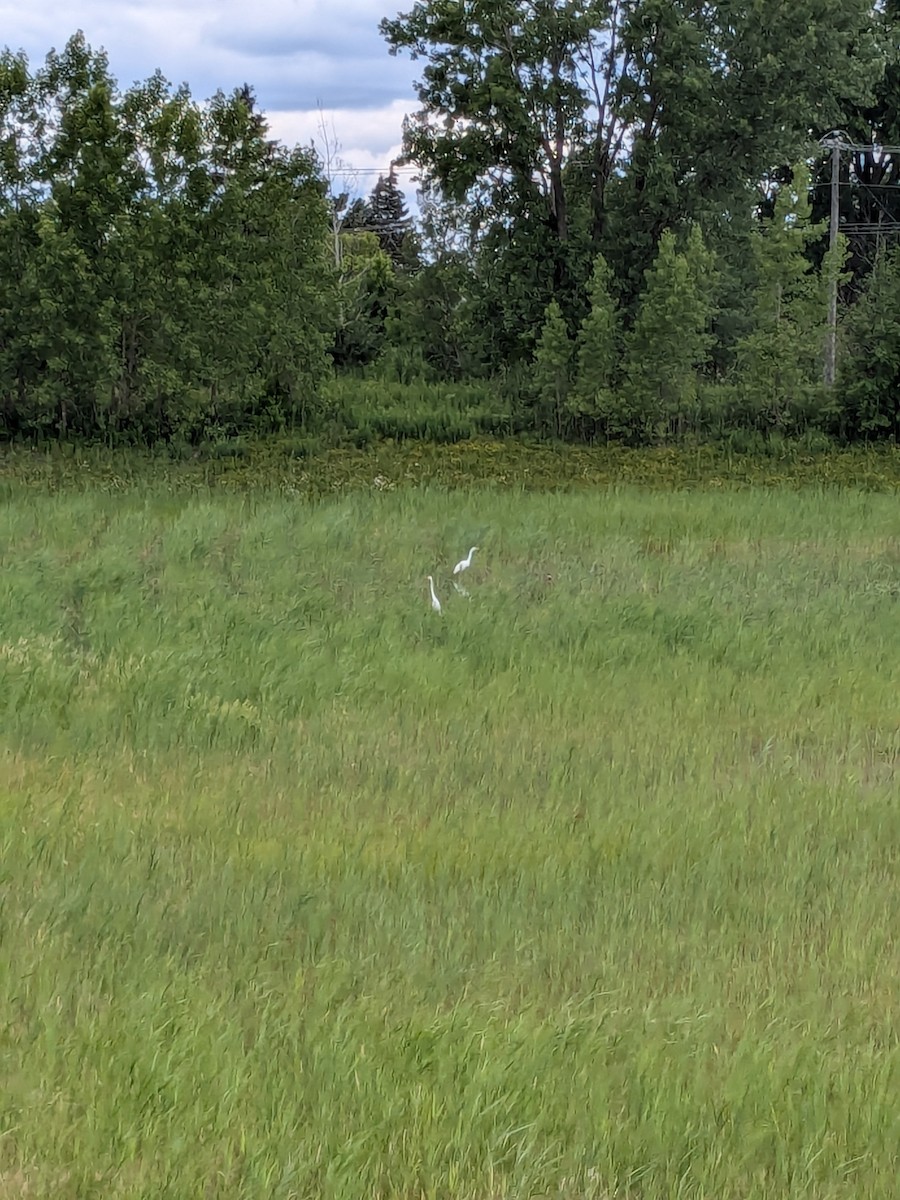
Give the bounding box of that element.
[0,0,421,200]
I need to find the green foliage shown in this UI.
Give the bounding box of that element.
[0,474,898,1196]
[383,0,880,325]
[381,0,589,237]
[571,253,621,437]
[472,215,586,364]
[624,227,717,440]
[603,0,877,300]
[734,166,831,433]
[379,255,479,382]
[532,300,574,435]
[367,165,415,268]
[809,6,900,293]
[330,168,420,371]
[372,185,485,381]
[4,14,900,451]
[0,34,334,443]
[333,231,399,368]
[320,377,521,444]
[840,243,900,438]
[2,436,899,495]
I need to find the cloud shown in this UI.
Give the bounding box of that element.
[207,21,382,62]
[269,100,422,205]
[0,0,418,170]
[259,66,417,114]
[270,99,408,160]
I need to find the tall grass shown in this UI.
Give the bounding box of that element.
[320,378,523,446]
[0,477,898,1198]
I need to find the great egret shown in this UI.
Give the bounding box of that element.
[453,546,478,575]
[427,575,442,613]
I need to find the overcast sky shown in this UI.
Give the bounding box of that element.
[0,0,420,198]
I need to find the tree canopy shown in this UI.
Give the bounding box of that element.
[382,0,879,294]
[0,33,334,442]
[2,11,900,447]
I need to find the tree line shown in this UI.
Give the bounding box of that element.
[1,10,900,446]
[370,0,900,441]
[0,34,333,442]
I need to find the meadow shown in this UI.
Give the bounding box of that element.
[0,445,898,1199]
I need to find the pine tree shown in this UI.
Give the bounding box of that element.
[734,165,828,432]
[624,227,716,439]
[341,197,369,232]
[367,166,413,268]
[571,253,621,436]
[840,244,900,439]
[533,300,574,435]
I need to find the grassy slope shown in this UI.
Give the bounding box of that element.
[0,459,898,1198]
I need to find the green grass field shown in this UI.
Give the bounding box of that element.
[1,456,898,1198]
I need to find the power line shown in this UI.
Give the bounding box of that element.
[818,134,900,387]
[813,180,899,189]
[820,140,900,154]
[342,137,900,177]
[837,222,900,233]
[325,164,421,175]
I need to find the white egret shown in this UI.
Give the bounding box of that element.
[453,546,478,575]
[427,575,442,613]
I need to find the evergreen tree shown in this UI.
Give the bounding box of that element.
[532,300,574,435]
[734,166,828,433]
[571,253,621,437]
[332,170,417,367]
[367,166,413,267]
[840,244,900,439]
[624,227,716,440]
[341,196,369,232]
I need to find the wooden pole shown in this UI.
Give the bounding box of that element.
[824,140,840,386]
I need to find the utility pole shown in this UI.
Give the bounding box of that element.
[823,138,841,386]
